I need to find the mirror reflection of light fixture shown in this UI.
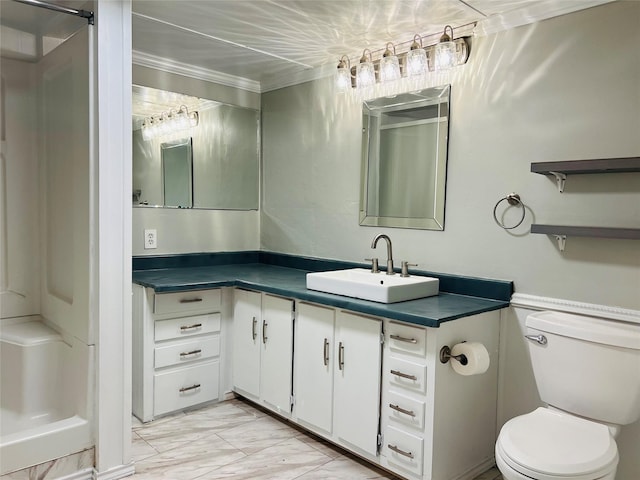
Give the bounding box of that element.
[405,34,428,76]
[434,25,457,71]
[356,49,375,89]
[335,55,352,92]
[140,105,199,141]
[379,43,401,83]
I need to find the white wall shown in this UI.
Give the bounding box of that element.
[0,58,40,319]
[131,65,261,256]
[261,2,640,477]
[261,1,640,310]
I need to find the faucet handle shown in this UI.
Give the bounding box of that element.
[400,261,417,277]
[365,257,380,273]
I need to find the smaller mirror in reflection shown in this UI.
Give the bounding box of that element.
[360,85,450,230]
[161,138,193,208]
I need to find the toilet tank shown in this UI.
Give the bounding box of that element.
[526,311,640,425]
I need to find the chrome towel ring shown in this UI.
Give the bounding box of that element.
[493,193,526,230]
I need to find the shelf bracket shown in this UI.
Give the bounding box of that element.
[553,234,567,252]
[549,171,567,193]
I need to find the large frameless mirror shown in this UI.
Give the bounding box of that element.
[360,85,450,230]
[132,85,260,210]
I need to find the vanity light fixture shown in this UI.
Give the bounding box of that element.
[336,25,470,93]
[379,43,401,83]
[140,105,199,141]
[405,34,428,76]
[434,25,457,71]
[335,55,352,92]
[356,49,376,89]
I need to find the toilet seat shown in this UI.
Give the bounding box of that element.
[497,408,618,480]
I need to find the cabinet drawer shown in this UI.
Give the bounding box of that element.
[154,335,220,369]
[154,360,219,416]
[155,313,221,342]
[153,289,221,316]
[387,322,427,357]
[388,357,427,394]
[384,425,424,476]
[386,390,425,430]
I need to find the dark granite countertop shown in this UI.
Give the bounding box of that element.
[133,258,511,328]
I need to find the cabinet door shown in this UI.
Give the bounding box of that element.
[334,311,382,456]
[232,289,262,398]
[260,294,294,414]
[294,302,335,434]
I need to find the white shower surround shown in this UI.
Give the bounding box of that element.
[0,318,93,475]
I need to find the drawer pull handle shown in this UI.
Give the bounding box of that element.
[338,342,344,370]
[180,323,203,331]
[388,444,414,459]
[252,317,257,340]
[323,338,329,366]
[389,403,416,417]
[390,334,417,344]
[179,349,202,358]
[390,369,417,381]
[262,320,268,344]
[179,383,201,393]
[179,298,203,304]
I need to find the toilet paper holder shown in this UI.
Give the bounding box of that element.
[439,344,468,365]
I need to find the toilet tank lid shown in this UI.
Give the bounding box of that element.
[527,311,640,350]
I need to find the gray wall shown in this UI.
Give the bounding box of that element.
[132,65,261,255]
[261,1,640,310]
[261,2,640,477]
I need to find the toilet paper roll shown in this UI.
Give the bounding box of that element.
[450,342,490,376]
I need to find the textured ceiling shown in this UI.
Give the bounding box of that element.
[0,0,613,103]
[130,0,613,88]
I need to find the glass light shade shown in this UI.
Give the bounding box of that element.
[141,122,152,141]
[335,65,352,92]
[176,110,190,130]
[356,61,376,89]
[434,41,457,70]
[379,55,401,83]
[158,115,171,136]
[189,112,199,128]
[405,48,428,76]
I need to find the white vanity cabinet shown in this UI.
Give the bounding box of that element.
[294,303,382,457]
[380,311,501,480]
[232,289,294,417]
[132,285,223,422]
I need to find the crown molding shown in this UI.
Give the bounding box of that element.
[260,63,335,93]
[132,50,262,93]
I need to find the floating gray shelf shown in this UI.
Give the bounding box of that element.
[530,224,640,251]
[530,157,640,192]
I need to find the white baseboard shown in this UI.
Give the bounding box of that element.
[92,464,135,480]
[56,468,93,480]
[510,293,640,324]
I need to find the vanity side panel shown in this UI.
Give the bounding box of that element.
[429,311,501,480]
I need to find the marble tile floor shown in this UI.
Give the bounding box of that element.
[131,397,503,480]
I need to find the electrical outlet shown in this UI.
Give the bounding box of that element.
[144,229,157,249]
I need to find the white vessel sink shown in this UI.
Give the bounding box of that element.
[306,268,439,304]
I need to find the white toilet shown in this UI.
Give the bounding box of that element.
[495,310,640,480]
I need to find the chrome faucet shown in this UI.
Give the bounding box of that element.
[371,234,394,275]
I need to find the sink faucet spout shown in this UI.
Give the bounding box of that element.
[371,234,394,275]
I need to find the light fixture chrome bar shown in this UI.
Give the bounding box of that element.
[12,0,94,25]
